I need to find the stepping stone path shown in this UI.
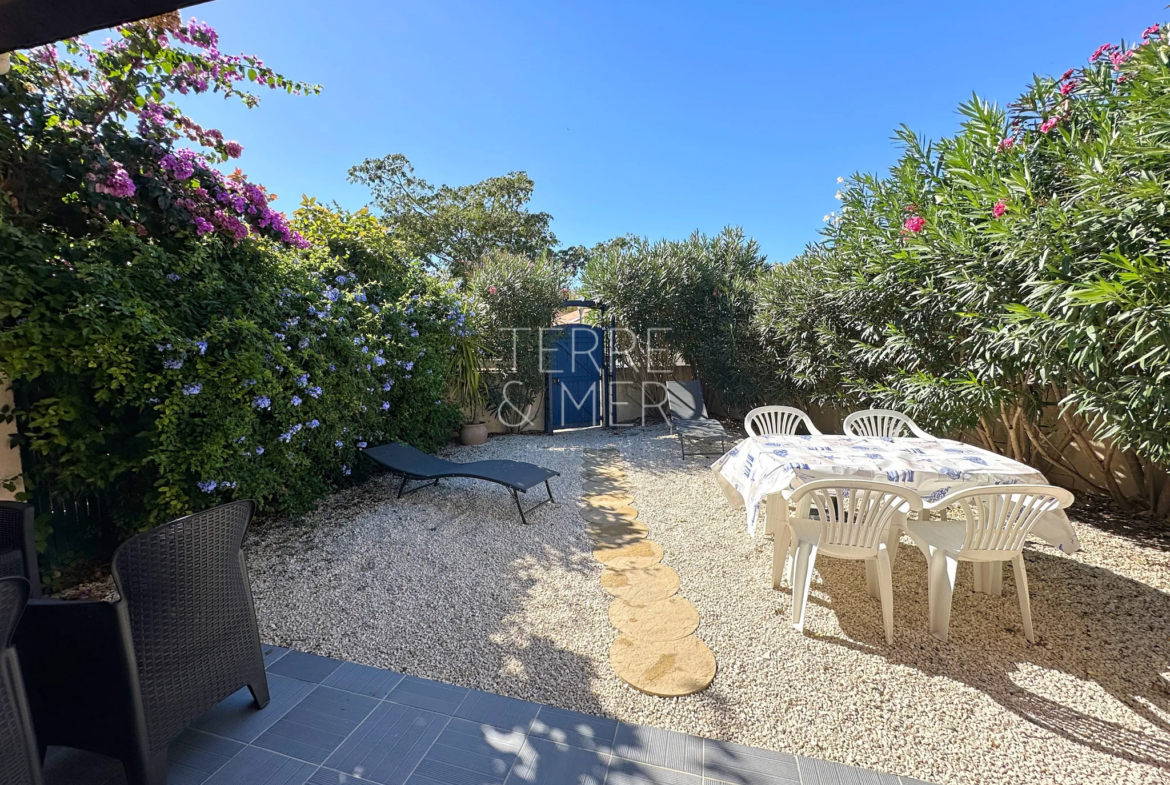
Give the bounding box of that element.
[579,447,716,697]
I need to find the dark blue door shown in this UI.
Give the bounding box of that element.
[548,325,603,430]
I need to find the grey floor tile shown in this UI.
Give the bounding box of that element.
[612,723,703,775]
[409,717,524,785]
[796,757,900,785]
[192,674,316,743]
[267,651,345,684]
[504,737,608,785]
[702,739,799,784]
[202,746,318,785]
[453,690,541,733]
[322,661,405,699]
[263,644,290,668]
[388,675,469,714]
[253,686,380,764]
[605,758,702,785]
[43,747,127,785]
[528,706,617,753]
[168,729,246,785]
[324,701,449,784]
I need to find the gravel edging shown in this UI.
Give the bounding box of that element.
[246,424,1170,785]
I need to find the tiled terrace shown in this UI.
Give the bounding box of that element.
[44,645,936,785]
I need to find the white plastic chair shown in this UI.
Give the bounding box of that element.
[843,409,934,438]
[744,406,822,437]
[771,480,923,644]
[907,484,1074,643]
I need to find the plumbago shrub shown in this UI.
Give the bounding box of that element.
[755,22,1170,513]
[583,228,774,414]
[464,250,568,427]
[0,19,461,538]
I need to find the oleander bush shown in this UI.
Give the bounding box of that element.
[755,23,1170,513]
[0,19,462,554]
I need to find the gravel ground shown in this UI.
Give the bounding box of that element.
[246,425,1170,785]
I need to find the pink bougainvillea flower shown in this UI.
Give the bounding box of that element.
[992,200,1007,218]
[1091,43,1115,61]
[903,215,926,233]
[1039,117,1060,134]
[224,141,244,158]
[996,137,1015,153]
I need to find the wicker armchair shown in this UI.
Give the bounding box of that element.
[15,500,269,785]
[1,577,42,785]
[0,502,40,598]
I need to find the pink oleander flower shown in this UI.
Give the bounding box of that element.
[1143,24,1161,38]
[996,137,1015,153]
[1060,69,1075,81]
[1039,117,1060,134]
[992,200,1007,218]
[1091,43,1115,62]
[903,215,926,233]
[224,141,244,158]
[1060,81,1077,95]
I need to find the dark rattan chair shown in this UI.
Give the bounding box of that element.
[1,576,42,785]
[14,500,269,785]
[0,502,40,598]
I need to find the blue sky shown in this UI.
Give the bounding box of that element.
[174,0,1157,263]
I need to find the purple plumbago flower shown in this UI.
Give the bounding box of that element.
[381,401,390,410]
[197,480,218,493]
[291,395,302,406]
[194,341,208,355]
[365,365,371,371]
[324,288,340,302]
[279,431,293,443]
[243,379,257,386]
[383,381,393,391]
[253,395,271,409]
[410,330,419,338]
[157,344,173,352]
[286,317,300,327]
[274,332,285,340]
[308,305,318,316]
[220,481,237,490]
[355,292,367,303]
[335,440,344,448]
[166,273,182,282]
[255,446,264,455]
[308,419,320,428]
[298,337,310,349]
[183,383,202,395]
[336,275,349,285]
[405,361,414,371]
[357,441,368,448]
[373,355,386,367]
[361,346,369,354]
[291,423,303,434]
[353,336,364,345]
[342,465,351,476]
[308,386,323,398]
[371,305,380,314]
[329,364,336,372]
[164,358,184,370]
[295,374,309,387]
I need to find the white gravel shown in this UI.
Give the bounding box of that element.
[246,424,1170,785]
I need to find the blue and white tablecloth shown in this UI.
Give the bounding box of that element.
[712,435,1079,552]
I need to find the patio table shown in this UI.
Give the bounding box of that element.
[711,434,1080,552]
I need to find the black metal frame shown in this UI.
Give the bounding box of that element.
[510,481,555,525]
[393,472,555,525]
[676,428,727,458]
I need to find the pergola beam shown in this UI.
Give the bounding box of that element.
[0,0,212,53]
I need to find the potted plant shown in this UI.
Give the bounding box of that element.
[449,332,488,445]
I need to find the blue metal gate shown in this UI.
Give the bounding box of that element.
[548,324,603,430]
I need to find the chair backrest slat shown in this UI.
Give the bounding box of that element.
[935,485,1073,554]
[843,409,932,439]
[789,480,922,551]
[745,406,821,437]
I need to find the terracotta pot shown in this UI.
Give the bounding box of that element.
[460,422,488,446]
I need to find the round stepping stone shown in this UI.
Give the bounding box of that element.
[579,505,638,524]
[586,518,649,545]
[581,492,635,509]
[610,635,716,697]
[608,596,700,642]
[583,480,631,495]
[583,469,627,481]
[599,564,679,603]
[581,460,621,472]
[593,539,664,570]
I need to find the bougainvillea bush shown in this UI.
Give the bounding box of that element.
[0,19,461,544]
[755,22,1170,514]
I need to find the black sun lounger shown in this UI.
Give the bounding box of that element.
[667,380,728,457]
[362,442,560,524]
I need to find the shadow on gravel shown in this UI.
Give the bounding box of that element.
[787,542,1170,773]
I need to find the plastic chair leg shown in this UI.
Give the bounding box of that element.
[988,562,1003,596]
[929,550,958,643]
[973,562,985,594]
[1013,554,1034,643]
[790,540,818,633]
[876,547,895,645]
[772,524,792,589]
[865,561,879,599]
